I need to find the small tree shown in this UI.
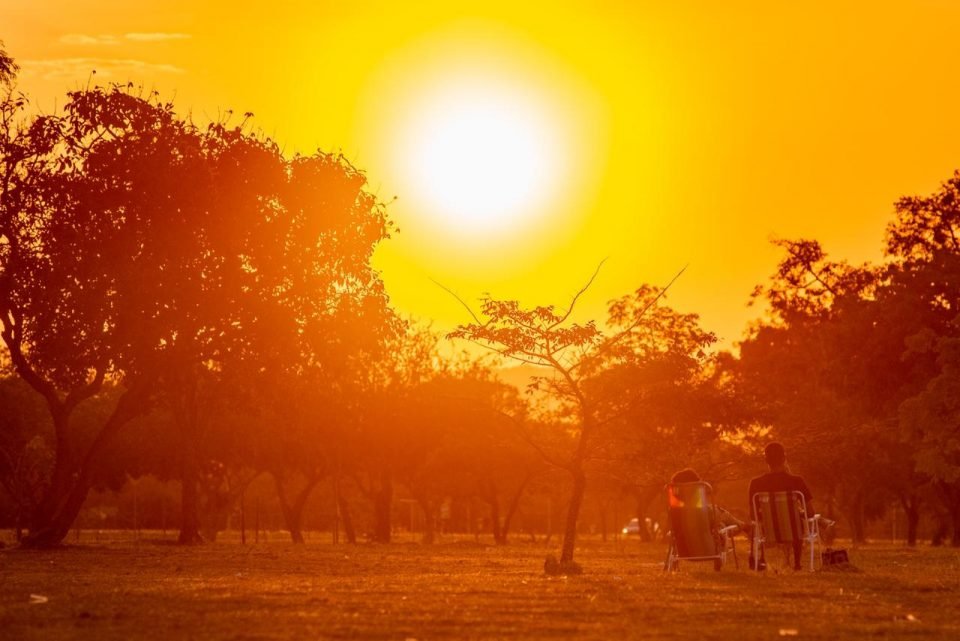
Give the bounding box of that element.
[449,266,688,568]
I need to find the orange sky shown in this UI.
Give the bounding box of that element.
[4,1,960,347]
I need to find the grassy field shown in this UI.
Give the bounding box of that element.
[1,533,959,640]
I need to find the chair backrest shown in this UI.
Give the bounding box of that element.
[752,491,806,544]
[666,482,718,558]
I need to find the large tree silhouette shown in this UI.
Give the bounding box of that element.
[737,239,913,541]
[0,77,392,546]
[888,171,960,544]
[0,84,172,547]
[738,221,960,544]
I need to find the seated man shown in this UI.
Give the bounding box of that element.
[747,442,813,570]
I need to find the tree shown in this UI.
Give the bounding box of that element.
[449,267,692,568]
[463,377,541,545]
[0,85,194,547]
[252,365,343,545]
[737,239,910,541]
[737,231,955,544]
[392,358,533,544]
[594,349,746,539]
[889,171,960,545]
[0,79,393,547]
[342,326,441,543]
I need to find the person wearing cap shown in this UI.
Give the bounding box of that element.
[747,442,813,570]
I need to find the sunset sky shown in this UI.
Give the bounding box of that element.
[4,1,960,347]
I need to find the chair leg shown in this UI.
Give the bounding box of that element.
[664,540,676,572]
[807,518,821,572]
[807,534,820,572]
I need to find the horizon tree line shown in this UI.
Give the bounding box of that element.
[2,43,960,559]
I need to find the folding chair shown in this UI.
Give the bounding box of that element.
[751,491,823,572]
[664,481,738,571]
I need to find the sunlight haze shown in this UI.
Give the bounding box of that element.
[6,1,960,344]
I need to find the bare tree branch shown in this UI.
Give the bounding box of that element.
[430,278,485,326]
[459,336,549,368]
[491,407,570,471]
[784,242,839,297]
[550,257,608,329]
[572,264,688,373]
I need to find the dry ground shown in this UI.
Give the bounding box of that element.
[1,533,959,640]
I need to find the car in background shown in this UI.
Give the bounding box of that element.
[621,517,660,538]
[622,517,641,536]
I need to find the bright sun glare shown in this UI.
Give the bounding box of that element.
[398,82,564,236]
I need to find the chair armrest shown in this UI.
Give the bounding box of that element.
[807,514,836,532]
[719,525,739,536]
[808,514,833,524]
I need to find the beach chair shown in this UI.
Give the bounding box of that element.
[751,490,823,572]
[664,481,738,571]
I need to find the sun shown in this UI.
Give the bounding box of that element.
[355,25,609,255]
[396,79,567,237]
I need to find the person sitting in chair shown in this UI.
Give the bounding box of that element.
[670,468,745,534]
[747,442,813,570]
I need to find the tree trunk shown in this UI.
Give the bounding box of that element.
[901,493,921,547]
[932,481,959,547]
[937,482,960,548]
[499,474,530,545]
[372,473,393,543]
[337,493,357,544]
[417,496,437,544]
[22,474,93,548]
[489,491,507,545]
[21,427,76,547]
[179,462,203,545]
[177,414,203,545]
[906,507,920,547]
[482,480,505,544]
[20,383,148,548]
[932,517,948,546]
[200,506,225,543]
[559,467,586,564]
[282,508,304,544]
[848,493,866,544]
[275,473,320,545]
